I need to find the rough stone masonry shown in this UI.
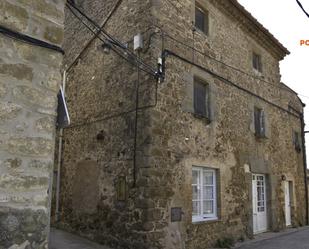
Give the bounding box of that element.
[0,0,65,248]
[57,0,307,249]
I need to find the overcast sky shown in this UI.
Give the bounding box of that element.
[238,0,309,163]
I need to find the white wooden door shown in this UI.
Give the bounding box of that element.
[252,174,267,234]
[284,181,292,226]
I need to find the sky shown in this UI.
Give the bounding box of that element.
[238,0,309,164]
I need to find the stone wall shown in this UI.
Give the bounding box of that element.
[56,0,160,248]
[0,0,65,248]
[149,0,306,248]
[60,0,307,249]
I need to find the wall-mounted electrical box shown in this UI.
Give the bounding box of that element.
[134,33,143,51]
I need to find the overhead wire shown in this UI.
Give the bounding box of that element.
[66,1,158,76]
[296,0,309,18]
[66,3,157,77]
[145,24,305,99]
[65,4,305,125]
[0,25,64,54]
[162,49,301,119]
[68,3,155,75]
[66,0,123,73]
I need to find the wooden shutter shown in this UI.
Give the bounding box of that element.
[253,53,262,72]
[254,107,261,136]
[260,110,265,136]
[254,107,266,137]
[195,5,209,35]
[195,6,204,32]
[194,79,207,117]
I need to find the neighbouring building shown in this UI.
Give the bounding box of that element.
[0,0,65,248]
[54,0,308,248]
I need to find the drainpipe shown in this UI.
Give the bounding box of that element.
[300,111,308,225]
[55,71,66,222]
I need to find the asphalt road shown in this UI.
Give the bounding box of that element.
[49,227,309,249]
[49,228,111,249]
[236,227,309,249]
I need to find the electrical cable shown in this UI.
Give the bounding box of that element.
[296,0,309,18]
[162,49,301,119]
[66,4,157,77]
[66,1,157,75]
[66,0,123,73]
[67,1,123,47]
[64,100,157,129]
[0,25,64,54]
[142,24,309,107]
[147,25,304,99]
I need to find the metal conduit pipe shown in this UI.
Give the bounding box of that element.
[55,70,66,222]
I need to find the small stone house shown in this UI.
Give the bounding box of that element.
[54,0,308,248]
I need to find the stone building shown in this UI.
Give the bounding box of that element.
[0,0,65,248]
[56,0,308,248]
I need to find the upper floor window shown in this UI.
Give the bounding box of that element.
[195,3,209,35]
[192,167,218,222]
[254,107,266,138]
[252,52,262,73]
[194,77,210,120]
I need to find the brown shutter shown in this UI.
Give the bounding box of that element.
[260,110,265,137]
[195,6,205,32]
[254,107,261,136]
[194,80,206,117]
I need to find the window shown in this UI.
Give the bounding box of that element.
[194,77,210,119]
[293,131,301,153]
[254,107,266,138]
[195,3,209,35]
[192,167,217,222]
[252,52,262,73]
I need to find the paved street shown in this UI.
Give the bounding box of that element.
[49,228,111,249]
[236,227,309,249]
[49,227,309,249]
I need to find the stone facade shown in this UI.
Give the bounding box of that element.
[58,0,307,248]
[0,0,65,248]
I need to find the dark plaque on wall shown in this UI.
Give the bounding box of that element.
[171,207,183,222]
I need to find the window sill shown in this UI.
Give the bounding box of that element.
[192,217,219,224]
[193,113,211,124]
[194,27,209,37]
[253,69,263,77]
[254,132,267,140]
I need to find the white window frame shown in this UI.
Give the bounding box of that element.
[192,167,217,223]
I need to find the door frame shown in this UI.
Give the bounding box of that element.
[252,173,268,234]
[284,181,292,227]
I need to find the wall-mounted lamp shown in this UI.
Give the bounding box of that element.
[101,42,111,54]
[281,175,287,181]
[96,130,105,140]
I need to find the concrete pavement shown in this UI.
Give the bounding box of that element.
[49,226,309,249]
[235,226,309,249]
[49,228,111,249]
